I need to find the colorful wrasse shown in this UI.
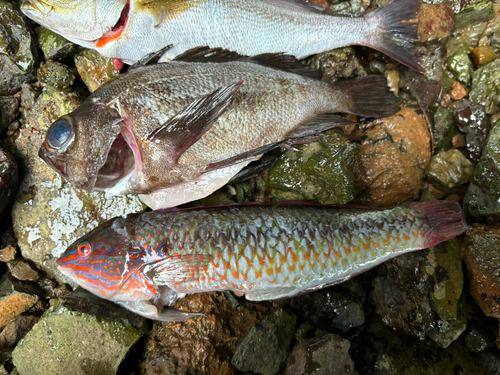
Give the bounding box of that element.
[57,201,467,321]
[21,0,423,72]
[39,49,399,210]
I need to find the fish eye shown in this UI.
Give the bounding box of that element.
[46,118,75,153]
[77,242,92,258]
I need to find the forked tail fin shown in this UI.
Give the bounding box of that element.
[336,75,400,118]
[413,201,468,247]
[364,0,424,73]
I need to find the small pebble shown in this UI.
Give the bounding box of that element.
[0,246,16,263]
[10,261,41,282]
[451,81,467,100]
[440,93,452,108]
[472,46,497,66]
[452,133,466,148]
[384,69,400,96]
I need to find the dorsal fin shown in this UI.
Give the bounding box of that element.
[174,46,322,80]
[129,45,173,71]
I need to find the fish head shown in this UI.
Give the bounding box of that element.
[39,101,137,192]
[21,0,129,47]
[57,216,156,301]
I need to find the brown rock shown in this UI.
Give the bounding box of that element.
[451,81,467,100]
[0,315,38,348]
[463,224,500,318]
[0,293,38,331]
[472,46,497,66]
[0,246,16,262]
[9,261,40,282]
[452,133,466,148]
[417,4,456,43]
[353,107,431,207]
[141,292,270,375]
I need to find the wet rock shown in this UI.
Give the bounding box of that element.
[284,333,357,375]
[455,1,496,30]
[328,0,367,17]
[8,83,145,283]
[36,61,75,90]
[469,59,500,114]
[417,4,456,42]
[307,47,367,82]
[0,315,38,348]
[12,302,142,375]
[447,44,472,84]
[0,0,37,95]
[464,121,500,219]
[450,81,467,100]
[452,133,466,148]
[141,292,269,374]
[427,149,473,197]
[8,261,40,282]
[0,246,16,262]
[308,291,364,333]
[75,49,120,93]
[462,224,500,318]
[473,348,500,375]
[232,307,296,375]
[0,96,20,132]
[464,326,495,353]
[264,129,357,205]
[37,27,80,62]
[454,99,488,162]
[0,148,18,215]
[433,107,460,153]
[353,107,431,207]
[0,275,38,331]
[472,46,497,66]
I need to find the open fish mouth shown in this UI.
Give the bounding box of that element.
[95,130,136,190]
[94,1,130,48]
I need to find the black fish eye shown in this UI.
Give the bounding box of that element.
[46,118,74,152]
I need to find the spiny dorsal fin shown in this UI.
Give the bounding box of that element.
[147,81,243,164]
[175,46,322,80]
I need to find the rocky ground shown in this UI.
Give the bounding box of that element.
[1,0,500,373]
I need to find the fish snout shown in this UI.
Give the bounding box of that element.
[21,0,53,17]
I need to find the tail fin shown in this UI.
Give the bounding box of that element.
[364,0,424,73]
[336,75,399,118]
[413,201,467,247]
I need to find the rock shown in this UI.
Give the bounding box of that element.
[307,48,367,82]
[0,275,38,331]
[0,148,18,215]
[8,261,40,282]
[384,69,399,95]
[472,46,497,66]
[284,333,357,375]
[308,291,364,332]
[0,315,38,348]
[0,0,38,95]
[462,224,500,318]
[455,1,496,30]
[473,348,500,375]
[464,121,500,219]
[417,4,456,42]
[447,44,472,84]
[464,326,495,353]
[469,59,500,114]
[353,107,431,207]
[12,302,143,375]
[8,83,145,283]
[0,96,20,132]
[427,149,473,196]
[450,81,467,100]
[454,99,488,162]
[0,246,16,262]
[422,0,460,14]
[433,107,460,153]
[36,61,75,90]
[75,49,120,93]
[37,27,80,62]
[264,129,358,205]
[452,133,466,148]
[232,307,296,375]
[328,0,367,17]
[141,292,269,374]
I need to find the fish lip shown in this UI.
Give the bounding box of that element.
[38,144,68,178]
[94,1,130,48]
[20,0,53,17]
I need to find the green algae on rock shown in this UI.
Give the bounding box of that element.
[469,59,500,114]
[75,49,120,93]
[37,27,81,62]
[9,84,145,284]
[36,60,75,90]
[12,302,142,375]
[427,149,473,193]
[0,0,38,95]
[307,47,367,82]
[264,129,357,205]
[447,44,472,85]
[464,121,500,219]
[455,1,496,30]
[433,107,460,153]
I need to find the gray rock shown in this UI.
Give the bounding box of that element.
[0,96,20,132]
[285,334,357,375]
[455,1,495,30]
[0,0,37,95]
[454,99,488,162]
[309,291,365,332]
[464,121,500,219]
[8,83,145,284]
[465,326,495,353]
[232,307,296,375]
[0,148,17,216]
[12,302,143,375]
[469,59,500,115]
[433,107,459,153]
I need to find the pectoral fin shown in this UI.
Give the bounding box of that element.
[129,45,173,70]
[147,82,243,163]
[116,300,202,322]
[286,114,354,140]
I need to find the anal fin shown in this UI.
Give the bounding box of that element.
[244,286,300,301]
